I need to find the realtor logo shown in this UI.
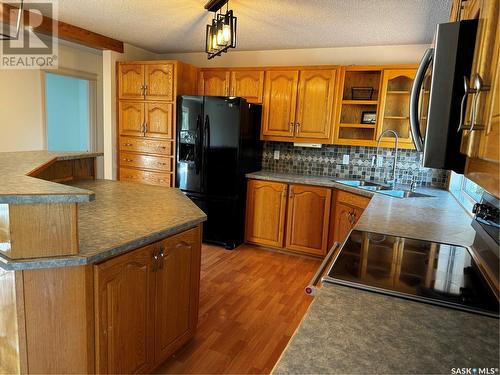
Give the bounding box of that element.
[0,0,58,69]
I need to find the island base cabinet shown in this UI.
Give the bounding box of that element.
[94,225,202,374]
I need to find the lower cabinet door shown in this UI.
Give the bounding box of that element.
[285,184,332,256]
[333,202,363,244]
[94,243,156,374]
[154,227,201,364]
[245,179,288,248]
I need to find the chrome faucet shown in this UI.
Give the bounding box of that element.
[372,129,399,187]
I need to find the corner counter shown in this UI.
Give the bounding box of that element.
[0,151,207,375]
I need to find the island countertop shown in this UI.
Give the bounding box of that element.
[0,150,103,203]
[0,179,206,270]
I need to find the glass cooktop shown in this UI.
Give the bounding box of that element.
[323,230,499,318]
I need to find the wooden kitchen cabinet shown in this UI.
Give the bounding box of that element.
[230,70,265,103]
[118,64,145,100]
[377,69,416,148]
[145,102,173,139]
[246,180,334,257]
[154,228,201,364]
[458,0,500,197]
[261,70,299,138]
[245,179,288,248]
[285,184,332,256]
[145,64,174,101]
[330,190,370,245]
[95,226,202,374]
[94,243,156,374]
[198,70,230,96]
[294,69,337,141]
[119,101,145,137]
[261,69,337,143]
[117,60,197,187]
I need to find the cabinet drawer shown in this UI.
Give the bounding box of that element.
[336,190,370,209]
[120,152,172,172]
[119,168,172,187]
[119,136,172,156]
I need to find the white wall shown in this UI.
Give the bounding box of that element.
[102,43,159,179]
[0,40,105,175]
[159,44,429,67]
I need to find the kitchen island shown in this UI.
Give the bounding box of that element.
[0,151,206,374]
[245,171,499,374]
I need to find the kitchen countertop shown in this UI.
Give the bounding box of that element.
[273,284,499,374]
[247,171,497,374]
[246,171,475,247]
[0,150,102,204]
[0,180,206,270]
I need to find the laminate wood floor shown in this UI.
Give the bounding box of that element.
[155,244,321,374]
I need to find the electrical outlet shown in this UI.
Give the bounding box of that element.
[342,154,350,165]
[273,150,280,160]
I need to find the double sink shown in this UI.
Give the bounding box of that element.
[334,179,433,198]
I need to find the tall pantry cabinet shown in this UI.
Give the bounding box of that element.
[117,61,198,187]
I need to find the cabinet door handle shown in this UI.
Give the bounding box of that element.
[140,84,145,96]
[289,122,294,134]
[152,251,159,272]
[158,247,165,270]
[281,187,288,198]
[469,74,490,132]
[144,122,148,134]
[296,122,301,133]
[144,84,148,96]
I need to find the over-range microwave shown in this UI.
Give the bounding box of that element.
[409,20,478,173]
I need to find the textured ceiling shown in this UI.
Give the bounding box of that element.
[55,0,452,53]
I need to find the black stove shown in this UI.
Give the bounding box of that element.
[322,192,500,318]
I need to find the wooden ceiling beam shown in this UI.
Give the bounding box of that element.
[0,2,124,53]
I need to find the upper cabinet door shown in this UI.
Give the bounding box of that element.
[295,69,337,140]
[94,243,156,374]
[119,101,145,137]
[145,102,173,139]
[461,0,499,159]
[198,71,230,96]
[261,70,299,137]
[119,64,145,100]
[145,64,175,101]
[377,69,416,147]
[230,70,265,103]
[285,184,331,256]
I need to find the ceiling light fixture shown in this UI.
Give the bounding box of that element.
[205,0,237,60]
[0,0,24,41]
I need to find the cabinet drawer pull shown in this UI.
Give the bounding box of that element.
[123,158,133,162]
[123,143,133,147]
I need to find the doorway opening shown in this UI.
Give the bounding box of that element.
[43,71,96,152]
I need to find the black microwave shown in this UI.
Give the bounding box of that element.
[409,20,478,173]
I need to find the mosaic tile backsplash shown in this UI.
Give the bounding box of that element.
[262,142,450,188]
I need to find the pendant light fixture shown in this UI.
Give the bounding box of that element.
[0,0,24,41]
[205,0,237,60]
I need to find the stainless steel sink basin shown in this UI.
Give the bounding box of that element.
[377,190,433,198]
[333,179,386,189]
[334,179,434,198]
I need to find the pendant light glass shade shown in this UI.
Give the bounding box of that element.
[205,7,237,59]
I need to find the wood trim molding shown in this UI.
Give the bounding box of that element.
[0,3,124,52]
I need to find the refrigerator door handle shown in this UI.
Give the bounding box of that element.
[409,48,433,152]
[202,114,210,192]
[195,114,202,174]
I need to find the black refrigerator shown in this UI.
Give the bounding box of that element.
[176,96,262,249]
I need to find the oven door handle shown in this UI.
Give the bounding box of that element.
[305,242,341,296]
[409,47,433,152]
